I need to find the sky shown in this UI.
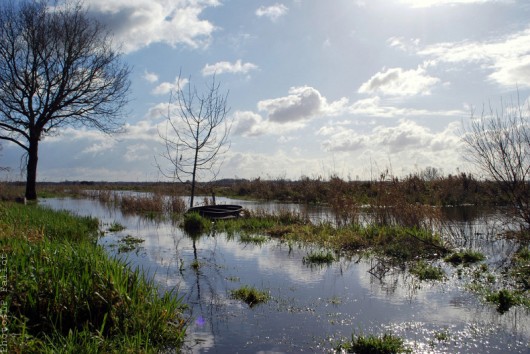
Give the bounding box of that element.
[2,0,530,182]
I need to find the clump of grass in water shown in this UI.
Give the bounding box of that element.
[1,202,186,352]
[239,233,268,245]
[107,221,126,232]
[335,333,412,353]
[117,234,144,253]
[409,260,445,281]
[183,212,211,235]
[485,289,525,314]
[445,250,485,266]
[230,286,270,307]
[303,250,335,265]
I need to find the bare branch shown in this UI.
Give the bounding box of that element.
[0,0,130,199]
[157,74,231,207]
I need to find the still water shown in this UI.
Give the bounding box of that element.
[40,197,530,353]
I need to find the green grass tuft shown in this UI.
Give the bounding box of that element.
[409,260,445,281]
[336,333,412,353]
[183,212,211,235]
[303,250,335,265]
[230,285,270,307]
[445,250,485,266]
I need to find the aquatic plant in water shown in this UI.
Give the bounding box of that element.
[444,250,485,266]
[230,285,270,307]
[335,333,412,353]
[303,250,335,265]
[409,260,445,281]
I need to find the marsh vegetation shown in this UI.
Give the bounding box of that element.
[0,202,186,352]
[1,172,529,352]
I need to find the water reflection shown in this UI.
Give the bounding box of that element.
[40,197,530,353]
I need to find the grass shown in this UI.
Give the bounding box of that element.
[0,202,99,242]
[230,285,270,307]
[511,246,530,290]
[303,250,335,265]
[239,233,268,245]
[444,250,485,266]
[117,235,145,253]
[107,221,126,232]
[335,333,412,353]
[485,289,522,314]
[221,217,449,263]
[183,212,211,235]
[0,202,186,352]
[409,260,445,281]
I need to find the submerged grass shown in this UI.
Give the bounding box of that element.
[117,235,145,253]
[0,202,186,352]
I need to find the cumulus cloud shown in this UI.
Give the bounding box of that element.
[202,60,258,76]
[419,27,530,87]
[348,96,464,118]
[143,70,159,83]
[358,66,440,97]
[152,77,189,95]
[232,110,306,137]
[255,3,288,21]
[318,119,462,154]
[83,0,219,53]
[387,36,420,52]
[257,86,347,123]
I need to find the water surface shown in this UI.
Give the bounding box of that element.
[40,197,530,353]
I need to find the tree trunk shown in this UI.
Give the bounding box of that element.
[25,138,39,200]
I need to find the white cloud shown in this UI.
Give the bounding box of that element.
[257,86,347,123]
[255,4,288,21]
[152,77,189,95]
[84,0,220,53]
[387,37,420,52]
[348,96,464,118]
[358,66,441,97]
[201,60,258,76]
[232,110,306,137]
[143,70,159,83]
[319,119,462,158]
[223,150,321,179]
[419,27,530,87]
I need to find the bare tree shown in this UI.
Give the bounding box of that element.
[158,75,231,208]
[462,96,530,229]
[0,0,130,199]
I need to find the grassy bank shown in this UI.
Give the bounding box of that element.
[0,202,186,353]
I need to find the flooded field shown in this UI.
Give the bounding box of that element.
[40,197,530,353]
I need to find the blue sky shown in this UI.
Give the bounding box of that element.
[2,0,530,181]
